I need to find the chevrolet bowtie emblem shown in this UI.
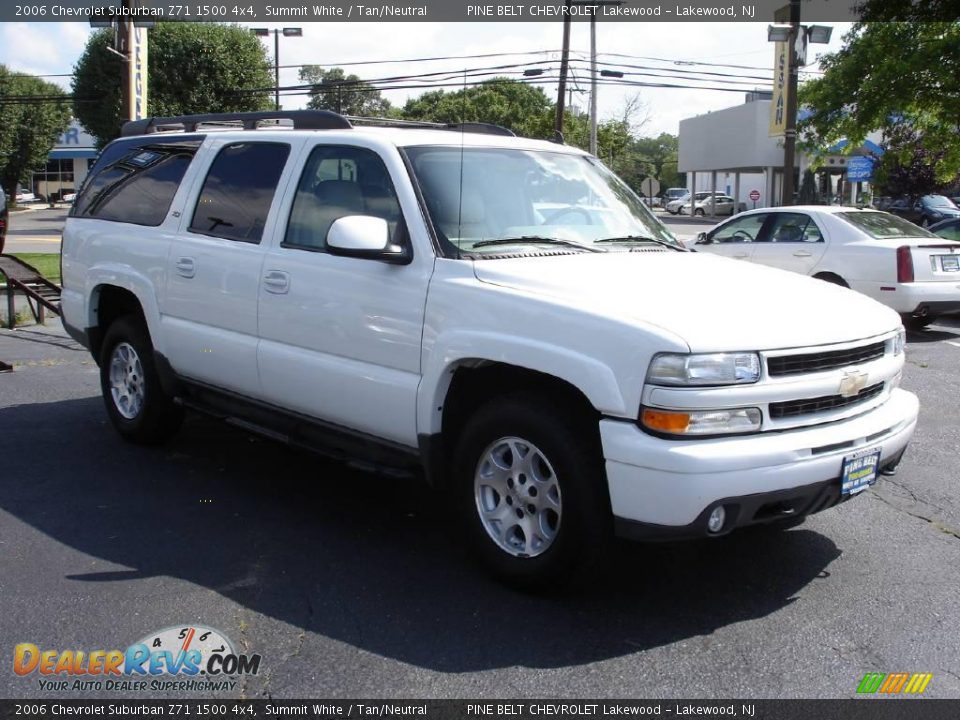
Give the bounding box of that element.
[839,370,869,398]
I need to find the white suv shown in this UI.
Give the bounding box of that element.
[61,111,918,587]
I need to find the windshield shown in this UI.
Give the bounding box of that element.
[404,146,681,257]
[923,195,957,209]
[838,211,935,238]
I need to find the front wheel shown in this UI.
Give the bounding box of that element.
[99,316,183,444]
[695,208,705,217]
[453,394,611,590]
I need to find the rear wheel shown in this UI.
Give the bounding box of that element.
[453,394,611,590]
[99,315,183,444]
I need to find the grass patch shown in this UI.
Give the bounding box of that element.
[10,253,61,285]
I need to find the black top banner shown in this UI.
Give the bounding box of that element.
[2,700,960,720]
[1,0,950,23]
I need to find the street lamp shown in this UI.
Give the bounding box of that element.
[767,3,832,206]
[251,27,303,111]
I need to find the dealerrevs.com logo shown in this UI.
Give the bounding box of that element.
[14,625,262,693]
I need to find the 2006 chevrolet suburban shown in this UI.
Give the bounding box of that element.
[61,110,919,587]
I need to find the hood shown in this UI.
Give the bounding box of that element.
[472,251,900,352]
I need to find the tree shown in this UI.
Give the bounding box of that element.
[0,67,72,202]
[400,78,555,138]
[72,23,273,146]
[798,22,960,186]
[299,66,391,116]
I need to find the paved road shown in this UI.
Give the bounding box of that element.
[3,207,67,254]
[1,317,958,700]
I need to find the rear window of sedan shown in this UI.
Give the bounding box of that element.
[838,211,935,239]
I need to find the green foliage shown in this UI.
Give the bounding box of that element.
[0,67,72,201]
[72,23,273,146]
[299,66,392,116]
[400,78,555,138]
[798,22,960,186]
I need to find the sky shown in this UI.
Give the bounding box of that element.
[0,20,853,138]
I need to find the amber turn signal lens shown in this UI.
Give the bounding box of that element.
[641,408,691,433]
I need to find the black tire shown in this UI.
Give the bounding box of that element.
[99,315,183,444]
[695,208,705,217]
[452,393,612,590]
[902,314,933,331]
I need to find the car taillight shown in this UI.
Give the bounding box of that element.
[896,246,914,283]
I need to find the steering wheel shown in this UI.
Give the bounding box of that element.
[730,229,754,242]
[543,206,593,225]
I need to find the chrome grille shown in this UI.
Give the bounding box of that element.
[769,382,885,419]
[767,341,885,377]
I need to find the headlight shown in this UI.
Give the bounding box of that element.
[646,352,761,386]
[893,327,905,356]
[641,407,762,436]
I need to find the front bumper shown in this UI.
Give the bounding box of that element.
[601,388,918,537]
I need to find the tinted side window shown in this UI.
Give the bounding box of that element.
[190,142,290,243]
[73,142,200,226]
[284,145,403,251]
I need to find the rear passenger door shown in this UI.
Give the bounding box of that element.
[162,139,297,395]
[257,143,432,448]
[750,211,827,275]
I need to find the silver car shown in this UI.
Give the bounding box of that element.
[682,194,738,217]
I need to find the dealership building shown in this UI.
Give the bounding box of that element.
[29,120,98,202]
[678,93,881,211]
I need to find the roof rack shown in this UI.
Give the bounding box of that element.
[345,116,515,137]
[121,109,516,138]
[121,110,351,136]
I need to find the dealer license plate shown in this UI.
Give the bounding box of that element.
[841,447,882,495]
[940,255,959,272]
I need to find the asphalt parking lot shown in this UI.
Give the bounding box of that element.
[1,314,959,700]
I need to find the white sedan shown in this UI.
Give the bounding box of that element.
[692,205,960,329]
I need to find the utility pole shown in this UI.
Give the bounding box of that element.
[252,28,303,111]
[781,0,801,206]
[589,16,597,155]
[554,0,572,140]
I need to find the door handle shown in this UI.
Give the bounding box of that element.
[174,257,195,278]
[733,252,749,258]
[263,270,290,294]
[793,250,813,257]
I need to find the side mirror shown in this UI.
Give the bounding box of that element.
[326,215,410,265]
[695,232,708,245]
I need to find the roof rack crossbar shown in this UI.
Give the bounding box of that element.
[345,116,515,137]
[121,110,353,137]
[445,122,516,137]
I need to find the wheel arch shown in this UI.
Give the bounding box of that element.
[87,275,161,362]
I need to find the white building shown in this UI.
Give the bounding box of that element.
[678,94,878,211]
[29,121,98,202]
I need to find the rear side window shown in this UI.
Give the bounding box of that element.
[73,141,200,226]
[189,142,290,243]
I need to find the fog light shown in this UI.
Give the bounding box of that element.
[707,506,726,534]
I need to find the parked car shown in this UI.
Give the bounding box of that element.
[930,217,960,242]
[60,111,918,587]
[681,194,739,217]
[664,190,691,214]
[693,206,960,329]
[887,194,960,228]
[15,187,37,204]
[669,190,718,215]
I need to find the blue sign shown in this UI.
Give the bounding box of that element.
[847,156,875,182]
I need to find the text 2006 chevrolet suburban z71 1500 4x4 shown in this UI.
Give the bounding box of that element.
[61,111,918,587]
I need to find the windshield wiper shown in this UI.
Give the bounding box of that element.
[593,235,684,250]
[472,236,601,252]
